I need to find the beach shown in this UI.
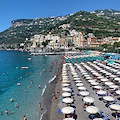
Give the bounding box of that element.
[40,53,120,120]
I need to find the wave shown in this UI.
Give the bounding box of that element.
[48,75,56,83]
[39,109,47,120]
[41,85,46,96]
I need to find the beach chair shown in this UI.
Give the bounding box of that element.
[58,109,62,114]
[102,114,110,120]
[100,110,104,117]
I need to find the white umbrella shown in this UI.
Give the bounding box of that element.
[115,78,120,81]
[79,91,89,96]
[97,76,104,79]
[76,83,84,86]
[86,106,99,114]
[83,74,90,77]
[109,75,117,78]
[101,78,108,82]
[91,82,99,85]
[62,92,71,97]
[109,104,120,111]
[62,83,69,87]
[63,118,75,120]
[83,96,95,103]
[62,98,73,103]
[103,96,114,101]
[61,106,74,114]
[73,75,79,78]
[75,80,82,83]
[94,86,102,89]
[74,78,80,80]
[62,87,71,92]
[116,90,120,95]
[86,77,92,80]
[109,85,119,89]
[62,80,70,83]
[88,80,96,83]
[78,86,87,90]
[82,72,88,75]
[105,82,113,86]
[97,90,107,95]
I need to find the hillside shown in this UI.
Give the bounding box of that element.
[0,9,120,44]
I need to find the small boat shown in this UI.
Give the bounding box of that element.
[21,67,29,69]
[17,83,21,86]
[28,58,31,60]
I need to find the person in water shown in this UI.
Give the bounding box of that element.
[39,85,41,89]
[1,111,3,115]
[5,109,8,115]
[24,116,27,120]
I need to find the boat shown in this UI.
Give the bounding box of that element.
[21,67,29,69]
[28,58,31,60]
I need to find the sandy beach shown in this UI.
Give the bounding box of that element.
[40,54,120,120]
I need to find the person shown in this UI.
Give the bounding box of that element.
[9,110,11,113]
[1,111,3,115]
[39,103,41,111]
[9,98,13,102]
[25,90,27,92]
[39,85,41,89]
[5,109,8,115]
[24,116,27,120]
[15,103,17,108]
[52,95,57,101]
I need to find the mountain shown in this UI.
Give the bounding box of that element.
[91,9,120,21]
[0,9,120,44]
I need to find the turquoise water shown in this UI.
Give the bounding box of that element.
[0,51,59,120]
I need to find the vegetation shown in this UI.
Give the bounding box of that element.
[0,9,120,44]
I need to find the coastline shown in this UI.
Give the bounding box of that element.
[41,57,63,120]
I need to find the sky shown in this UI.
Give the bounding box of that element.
[0,0,120,32]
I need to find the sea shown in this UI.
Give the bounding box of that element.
[0,50,60,120]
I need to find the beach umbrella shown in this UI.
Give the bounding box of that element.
[105,82,113,86]
[74,78,80,80]
[109,104,120,111]
[88,80,96,83]
[86,106,99,114]
[101,78,108,82]
[94,86,102,89]
[62,83,69,87]
[97,76,104,79]
[78,86,87,90]
[83,96,95,103]
[86,77,92,80]
[62,87,71,92]
[62,76,68,79]
[90,82,99,85]
[62,80,70,83]
[75,80,82,83]
[63,118,75,120]
[62,98,73,104]
[97,91,107,95]
[116,90,120,95]
[79,91,89,96]
[114,78,120,81]
[62,92,71,97]
[109,75,117,78]
[76,83,84,87]
[103,96,114,101]
[82,72,88,75]
[109,85,119,89]
[83,74,90,77]
[61,106,74,114]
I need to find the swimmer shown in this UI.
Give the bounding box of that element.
[9,98,13,102]
[28,86,31,88]
[25,90,27,92]
[39,85,41,89]
[1,111,3,115]
[5,109,8,115]
[9,110,11,113]
[15,103,17,108]
[24,116,27,120]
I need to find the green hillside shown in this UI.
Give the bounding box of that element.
[0,9,120,44]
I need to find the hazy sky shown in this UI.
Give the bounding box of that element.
[0,0,120,32]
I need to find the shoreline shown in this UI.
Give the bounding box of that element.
[41,56,63,120]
